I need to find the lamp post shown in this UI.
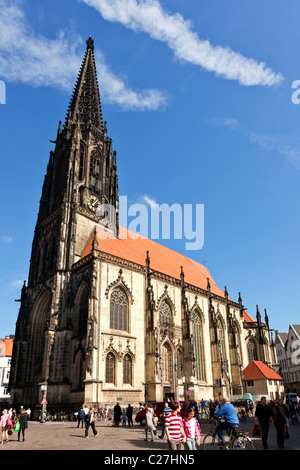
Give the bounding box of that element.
[182,376,195,402]
[39,382,48,423]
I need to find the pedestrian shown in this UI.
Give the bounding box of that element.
[288,400,297,424]
[122,412,127,427]
[85,407,99,438]
[165,402,187,450]
[159,402,172,439]
[126,404,133,426]
[1,409,9,444]
[183,408,201,450]
[209,400,215,420]
[77,406,86,428]
[113,402,122,427]
[26,408,31,421]
[271,399,289,449]
[255,396,273,449]
[104,404,109,420]
[191,401,201,427]
[144,406,156,442]
[17,408,29,442]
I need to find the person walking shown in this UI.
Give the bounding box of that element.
[271,399,289,449]
[17,408,29,442]
[159,402,172,439]
[1,409,9,444]
[183,408,201,450]
[144,406,156,442]
[85,407,99,438]
[126,404,133,426]
[113,403,122,427]
[77,406,86,428]
[288,400,297,424]
[190,401,201,427]
[165,402,187,450]
[255,396,273,449]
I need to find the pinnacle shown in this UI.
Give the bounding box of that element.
[65,37,103,131]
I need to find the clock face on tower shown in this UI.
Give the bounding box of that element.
[87,194,100,212]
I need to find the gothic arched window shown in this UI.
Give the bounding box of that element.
[77,285,89,337]
[89,150,103,194]
[162,342,173,383]
[247,339,258,362]
[106,352,116,384]
[159,300,172,326]
[74,350,85,390]
[123,354,132,385]
[110,287,128,332]
[191,309,205,381]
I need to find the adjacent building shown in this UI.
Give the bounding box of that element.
[242,360,284,400]
[275,326,300,396]
[0,336,14,408]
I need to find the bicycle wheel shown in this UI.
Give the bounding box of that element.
[231,436,254,450]
[202,434,217,450]
[242,436,254,450]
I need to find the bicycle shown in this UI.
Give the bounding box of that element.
[202,420,254,450]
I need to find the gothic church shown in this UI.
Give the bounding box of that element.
[9,37,278,412]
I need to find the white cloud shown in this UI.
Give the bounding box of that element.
[81,0,284,87]
[248,131,300,168]
[0,0,168,110]
[204,116,300,168]
[143,195,157,206]
[205,116,239,130]
[0,236,13,244]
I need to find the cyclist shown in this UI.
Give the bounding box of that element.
[210,397,239,444]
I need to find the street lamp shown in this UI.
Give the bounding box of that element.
[39,382,48,423]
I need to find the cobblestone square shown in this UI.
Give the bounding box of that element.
[1,417,299,452]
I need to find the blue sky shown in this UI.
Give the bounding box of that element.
[0,0,300,337]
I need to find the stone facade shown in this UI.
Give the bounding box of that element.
[9,37,278,413]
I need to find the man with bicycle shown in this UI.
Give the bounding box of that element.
[210,397,239,444]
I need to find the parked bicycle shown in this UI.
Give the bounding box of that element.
[202,420,254,450]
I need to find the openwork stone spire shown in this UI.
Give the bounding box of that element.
[65,36,103,131]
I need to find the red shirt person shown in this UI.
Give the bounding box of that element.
[165,402,187,450]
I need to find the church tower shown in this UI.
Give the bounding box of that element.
[9,37,119,411]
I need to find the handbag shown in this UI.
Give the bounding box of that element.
[14,420,20,432]
[252,422,261,437]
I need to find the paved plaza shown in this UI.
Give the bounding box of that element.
[1,416,299,451]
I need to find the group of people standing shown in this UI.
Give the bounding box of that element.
[254,396,290,449]
[144,401,201,450]
[1,407,29,444]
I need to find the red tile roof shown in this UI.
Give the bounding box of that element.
[243,311,257,323]
[81,225,256,322]
[243,361,283,381]
[0,338,13,357]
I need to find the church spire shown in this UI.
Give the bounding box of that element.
[65,36,103,131]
